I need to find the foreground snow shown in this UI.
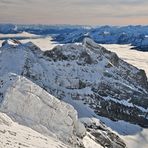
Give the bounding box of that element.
[0,74,86,147]
[0,112,69,148]
[0,112,105,148]
[83,135,103,148]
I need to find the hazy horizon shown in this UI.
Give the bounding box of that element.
[0,0,148,25]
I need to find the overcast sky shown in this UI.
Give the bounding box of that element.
[0,0,148,25]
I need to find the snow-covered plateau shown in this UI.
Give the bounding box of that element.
[0,36,148,148]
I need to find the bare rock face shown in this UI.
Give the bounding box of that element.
[80,118,126,148]
[136,69,148,90]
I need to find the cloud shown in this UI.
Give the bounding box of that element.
[72,0,148,6]
[0,0,18,5]
[115,12,148,18]
[0,0,147,25]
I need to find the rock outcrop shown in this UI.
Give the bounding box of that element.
[80,118,126,148]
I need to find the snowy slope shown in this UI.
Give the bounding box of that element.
[0,73,86,147]
[1,111,127,148]
[0,74,125,147]
[0,112,69,148]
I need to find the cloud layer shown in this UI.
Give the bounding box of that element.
[0,0,148,25]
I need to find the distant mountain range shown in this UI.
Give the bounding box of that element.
[0,24,148,51]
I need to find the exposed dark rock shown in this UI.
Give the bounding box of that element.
[136,69,148,90]
[81,118,126,148]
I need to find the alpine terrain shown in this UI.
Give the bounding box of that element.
[0,38,147,148]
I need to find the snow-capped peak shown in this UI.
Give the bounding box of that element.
[2,39,21,47]
[82,37,104,49]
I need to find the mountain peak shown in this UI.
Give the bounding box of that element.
[2,39,21,47]
[82,37,101,47]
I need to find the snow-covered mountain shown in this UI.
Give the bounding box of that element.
[0,24,89,35]
[0,112,70,148]
[53,26,148,51]
[0,38,147,147]
[2,38,148,125]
